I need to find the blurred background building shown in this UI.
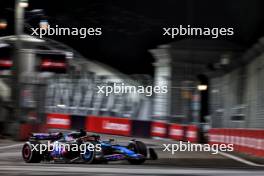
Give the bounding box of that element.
[0,34,153,136]
[0,0,264,139]
[150,38,264,129]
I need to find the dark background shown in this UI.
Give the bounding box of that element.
[1,0,264,74]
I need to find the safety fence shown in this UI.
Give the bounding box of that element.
[208,128,264,157]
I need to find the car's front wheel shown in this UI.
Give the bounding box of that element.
[127,140,147,165]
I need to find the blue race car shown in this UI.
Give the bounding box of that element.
[22,130,158,164]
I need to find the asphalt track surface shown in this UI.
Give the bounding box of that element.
[0,134,263,176]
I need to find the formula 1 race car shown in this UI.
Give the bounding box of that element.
[22,130,158,164]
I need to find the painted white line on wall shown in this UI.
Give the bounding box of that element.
[219,152,264,167]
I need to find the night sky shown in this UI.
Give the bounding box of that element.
[1,0,264,75]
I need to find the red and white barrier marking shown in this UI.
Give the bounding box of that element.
[209,128,264,157]
[86,116,131,136]
[151,121,167,138]
[46,113,71,129]
[169,124,184,140]
[186,125,198,143]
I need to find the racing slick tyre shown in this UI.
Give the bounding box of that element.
[22,141,42,163]
[80,142,95,164]
[127,140,147,165]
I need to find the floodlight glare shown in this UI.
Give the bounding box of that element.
[0,19,7,29]
[197,85,208,91]
[19,0,28,8]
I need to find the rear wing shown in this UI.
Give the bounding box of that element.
[30,132,63,140]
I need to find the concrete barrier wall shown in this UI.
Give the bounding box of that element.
[209,128,264,157]
[43,114,264,158]
[42,113,199,142]
[19,115,264,159]
[19,113,198,141]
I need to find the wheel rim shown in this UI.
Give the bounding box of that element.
[83,150,92,161]
[23,145,31,159]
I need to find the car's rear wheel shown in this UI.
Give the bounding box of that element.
[22,141,42,163]
[127,140,147,165]
[80,142,95,164]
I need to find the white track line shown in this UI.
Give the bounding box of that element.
[198,143,264,167]
[219,152,264,167]
[0,143,23,150]
[0,166,263,175]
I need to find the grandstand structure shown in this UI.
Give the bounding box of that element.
[0,35,152,136]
